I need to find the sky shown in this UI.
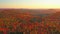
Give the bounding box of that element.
[0,0,60,9]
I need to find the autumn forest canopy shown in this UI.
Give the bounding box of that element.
[0,9,60,34]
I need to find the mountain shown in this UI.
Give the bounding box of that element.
[0,9,58,17]
[0,9,60,34]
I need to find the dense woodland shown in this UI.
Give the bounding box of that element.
[0,9,60,34]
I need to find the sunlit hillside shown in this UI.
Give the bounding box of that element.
[0,9,60,34]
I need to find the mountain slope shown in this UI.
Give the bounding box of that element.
[44,12,60,32]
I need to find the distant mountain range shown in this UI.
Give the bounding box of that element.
[0,9,60,17]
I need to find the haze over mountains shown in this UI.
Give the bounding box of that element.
[0,9,60,17]
[0,9,59,14]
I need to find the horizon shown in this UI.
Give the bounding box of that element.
[0,8,60,9]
